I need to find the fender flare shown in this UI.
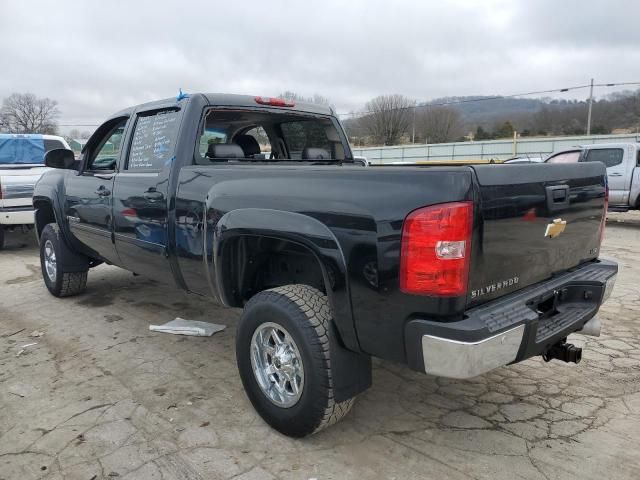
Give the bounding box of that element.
[33,188,68,243]
[32,189,89,272]
[212,207,360,352]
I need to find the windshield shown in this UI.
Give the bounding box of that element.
[0,135,46,165]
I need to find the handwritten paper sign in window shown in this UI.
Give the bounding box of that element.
[128,110,180,170]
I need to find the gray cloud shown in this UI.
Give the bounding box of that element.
[1,0,639,131]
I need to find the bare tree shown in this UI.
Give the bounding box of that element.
[0,93,60,134]
[415,106,463,143]
[278,91,331,105]
[359,94,414,145]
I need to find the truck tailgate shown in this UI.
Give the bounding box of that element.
[467,162,607,306]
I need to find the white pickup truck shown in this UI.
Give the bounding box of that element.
[0,134,70,249]
[546,142,640,211]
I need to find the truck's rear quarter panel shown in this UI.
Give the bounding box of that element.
[175,165,474,361]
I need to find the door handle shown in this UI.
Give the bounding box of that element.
[143,188,164,201]
[94,173,115,180]
[609,172,622,177]
[95,186,111,196]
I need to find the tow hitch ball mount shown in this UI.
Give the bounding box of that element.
[543,340,582,364]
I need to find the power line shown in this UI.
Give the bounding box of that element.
[336,81,640,118]
[55,81,640,126]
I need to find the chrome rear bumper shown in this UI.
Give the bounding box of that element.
[421,325,525,379]
[406,260,618,379]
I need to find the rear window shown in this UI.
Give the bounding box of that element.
[0,135,45,164]
[195,109,345,164]
[546,151,581,164]
[280,121,332,160]
[585,148,624,168]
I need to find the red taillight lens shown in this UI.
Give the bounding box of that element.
[254,96,295,107]
[599,185,608,246]
[400,201,473,296]
[121,208,137,217]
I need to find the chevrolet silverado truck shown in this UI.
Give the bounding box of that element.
[546,142,640,211]
[0,134,70,249]
[33,93,617,437]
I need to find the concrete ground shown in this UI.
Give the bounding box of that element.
[1,214,639,480]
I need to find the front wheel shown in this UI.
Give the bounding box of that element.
[0,227,5,250]
[39,224,88,297]
[236,285,355,437]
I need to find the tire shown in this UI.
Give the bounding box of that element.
[39,224,88,297]
[0,227,5,250]
[236,284,356,437]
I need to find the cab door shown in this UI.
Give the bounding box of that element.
[584,147,629,204]
[65,117,128,264]
[112,107,182,283]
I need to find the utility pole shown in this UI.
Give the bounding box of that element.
[412,101,416,144]
[586,78,594,135]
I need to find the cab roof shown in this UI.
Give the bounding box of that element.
[107,93,335,121]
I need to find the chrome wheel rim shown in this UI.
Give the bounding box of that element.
[43,240,57,283]
[250,322,304,408]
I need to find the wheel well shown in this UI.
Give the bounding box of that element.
[33,200,56,239]
[221,236,329,307]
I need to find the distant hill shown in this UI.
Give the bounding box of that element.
[344,90,639,145]
[423,96,545,127]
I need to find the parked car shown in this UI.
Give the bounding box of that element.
[503,155,545,164]
[353,155,369,166]
[34,93,616,437]
[546,143,640,211]
[0,134,70,249]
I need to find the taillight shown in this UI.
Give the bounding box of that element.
[121,208,137,217]
[400,201,473,296]
[599,185,608,246]
[254,96,295,107]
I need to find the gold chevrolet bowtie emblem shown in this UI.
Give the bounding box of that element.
[545,218,567,238]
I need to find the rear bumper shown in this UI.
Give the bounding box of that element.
[0,206,35,225]
[405,260,618,379]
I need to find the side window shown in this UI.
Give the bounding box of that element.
[546,151,581,164]
[43,139,65,152]
[585,148,624,168]
[127,109,181,171]
[87,120,127,171]
[280,121,331,159]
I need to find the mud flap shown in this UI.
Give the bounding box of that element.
[329,321,372,402]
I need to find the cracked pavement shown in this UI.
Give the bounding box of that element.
[1,213,639,480]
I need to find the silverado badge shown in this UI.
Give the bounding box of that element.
[545,218,566,238]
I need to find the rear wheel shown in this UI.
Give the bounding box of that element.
[0,227,5,250]
[236,284,356,437]
[39,224,88,297]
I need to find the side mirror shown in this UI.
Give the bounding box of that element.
[44,148,76,169]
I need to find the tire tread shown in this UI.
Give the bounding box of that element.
[262,284,355,434]
[40,223,88,297]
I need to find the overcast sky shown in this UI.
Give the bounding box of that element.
[1,0,639,132]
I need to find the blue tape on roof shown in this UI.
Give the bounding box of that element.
[176,88,189,101]
[0,134,45,164]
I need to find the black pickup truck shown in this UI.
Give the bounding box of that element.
[33,93,617,437]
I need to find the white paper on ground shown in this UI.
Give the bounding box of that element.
[149,318,226,337]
